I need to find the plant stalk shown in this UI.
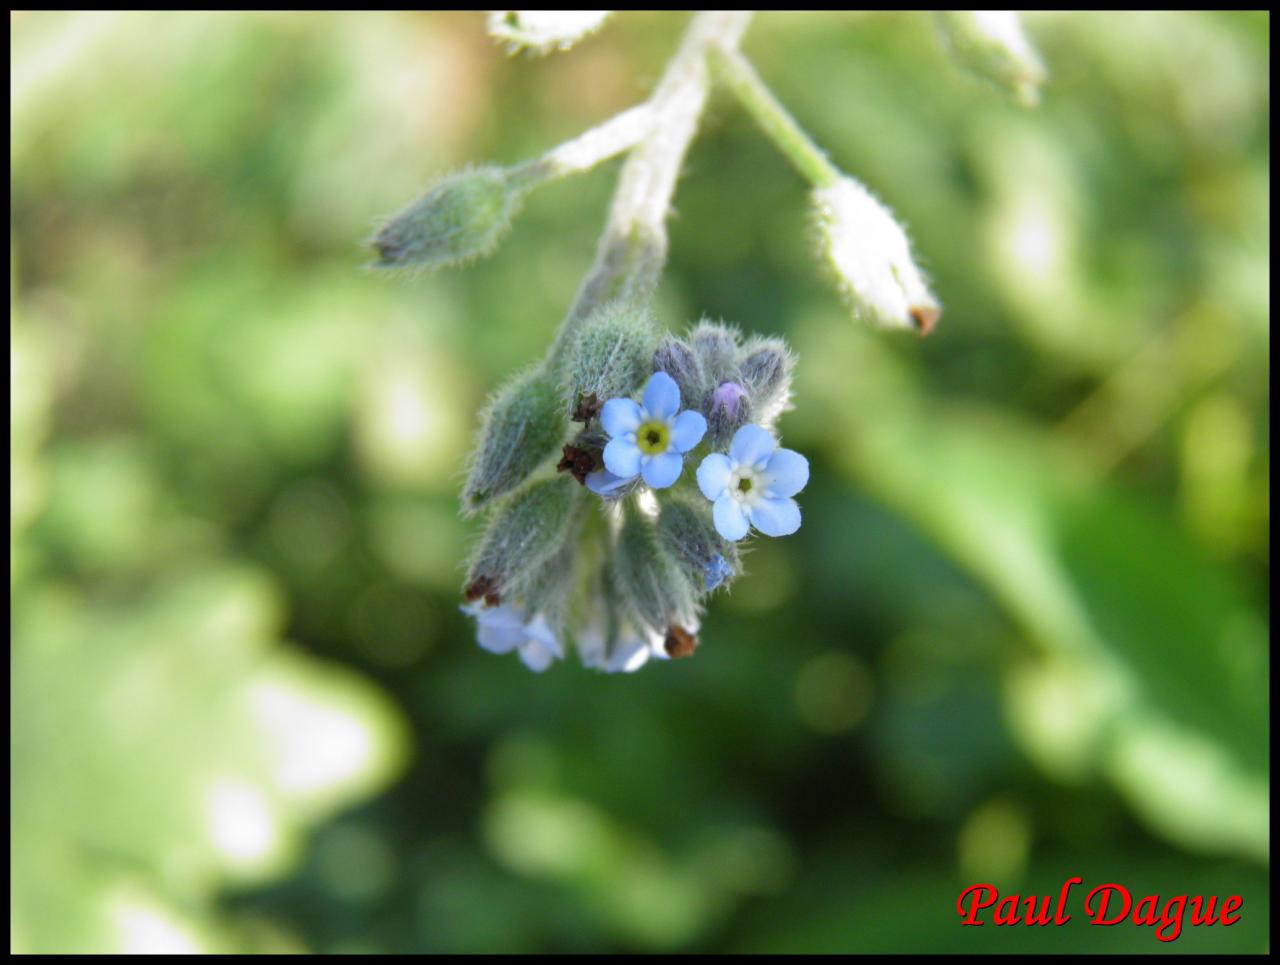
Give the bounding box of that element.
[548,11,754,364]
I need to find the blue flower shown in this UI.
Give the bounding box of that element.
[598,371,707,490]
[576,602,673,673]
[461,602,563,672]
[696,424,809,541]
[583,467,634,498]
[578,622,663,673]
[704,553,734,591]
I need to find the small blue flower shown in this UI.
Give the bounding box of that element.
[576,602,674,673]
[696,424,809,541]
[598,371,707,490]
[583,467,634,497]
[578,622,663,673]
[704,553,734,591]
[461,602,563,672]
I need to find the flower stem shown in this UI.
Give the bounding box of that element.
[547,11,754,365]
[511,102,657,189]
[708,45,841,190]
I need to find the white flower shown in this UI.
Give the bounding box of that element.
[462,602,563,672]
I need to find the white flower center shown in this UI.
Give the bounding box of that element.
[727,464,765,507]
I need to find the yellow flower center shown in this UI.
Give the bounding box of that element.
[636,420,670,455]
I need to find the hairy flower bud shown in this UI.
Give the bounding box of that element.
[463,367,566,513]
[652,336,707,412]
[813,176,941,335]
[936,11,1047,108]
[564,302,657,423]
[370,165,524,271]
[465,476,582,604]
[739,336,795,424]
[689,320,743,385]
[702,380,752,450]
[614,502,699,636]
[576,564,670,672]
[488,11,612,55]
[521,540,578,623]
[656,494,740,592]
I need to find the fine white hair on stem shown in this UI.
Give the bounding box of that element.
[813,176,941,335]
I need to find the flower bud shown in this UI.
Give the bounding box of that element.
[370,165,524,271]
[656,494,740,592]
[813,176,941,335]
[652,336,707,412]
[463,366,566,513]
[488,11,612,55]
[465,476,582,604]
[564,301,657,423]
[576,564,671,672]
[739,337,795,424]
[614,502,699,635]
[689,320,743,385]
[936,11,1047,108]
[520,540,578,623]
[702,379,752,451]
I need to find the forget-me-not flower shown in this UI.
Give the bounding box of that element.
[598,371,706,490]
[461,602,563,672]
[704,553,734,591]
[584,467,633,498]
[578,604,697,673]
[578,621,665,673]
[696,424,809,541]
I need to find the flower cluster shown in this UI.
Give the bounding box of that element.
[368,13,971,677]
[460,310,807,674]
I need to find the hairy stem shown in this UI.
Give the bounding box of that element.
[708,45,840,190]
[511,102,657,188]
[548,11,754,364]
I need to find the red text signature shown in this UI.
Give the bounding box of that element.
[957,878,1243,943]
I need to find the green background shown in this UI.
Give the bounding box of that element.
[10,10,1269,953]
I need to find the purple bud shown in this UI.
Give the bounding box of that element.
[712,380,748,416]
[703,380,752,449]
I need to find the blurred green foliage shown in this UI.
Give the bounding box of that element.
[10,10,1269,953]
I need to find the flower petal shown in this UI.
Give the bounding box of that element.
[747,496,801,537]
[600,397,643,438]
[729,424,777,468]
[523,615,563,658]
[605,636,651,673]
[475,605,524,632]
[519,640,558,672]
[713,493,750,541]
[476,621,525,654]
[576,626,607,668]
[643,370,681,420]
[646,629,672,661]
[762,448,809,498]
[585,469,632,496]
[669,410,707,453]
[603,437,641,478]
[696,452,733,500]
[641,451,683,489]
[704,554,734,591]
